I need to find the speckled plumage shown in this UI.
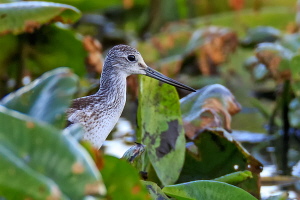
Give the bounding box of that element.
[67,44,195,149]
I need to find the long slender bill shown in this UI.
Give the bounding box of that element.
[145,67,196,92]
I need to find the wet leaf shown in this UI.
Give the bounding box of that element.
[180,84,241,139]
[255,43,293,82]
[121,143,146,173]
[177,129,262,198]
[100,155,149,200]
[1,67,78,129]
[142,181,170,200]
[240,26,281,48]
[0,146,67,200]
[137,76,186,185]
[0,1,81,35]
[162,180,257,200]
[122,143,146,164]
[0,106,105,199]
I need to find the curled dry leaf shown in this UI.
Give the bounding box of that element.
[187,26,238,75]
[255,43,293,83]
[83,36,103,74]
[180,84,241,139]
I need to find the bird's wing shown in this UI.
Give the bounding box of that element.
[66,96,98,124]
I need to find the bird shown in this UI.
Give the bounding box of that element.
[66,44,196,149]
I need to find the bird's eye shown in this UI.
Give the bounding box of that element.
[127,55,136,62]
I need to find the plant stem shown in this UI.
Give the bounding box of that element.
[281,80,291,175]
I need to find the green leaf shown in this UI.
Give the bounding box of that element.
[0,146,67,200]
[121,143,146,171]
[101,155,149,200]
[240,26,281,48]
[281,33,300,52]
[290,54,300,96]
[142,181,170,200]
[0,1,81,35]
[0,106,105,199]
[137,76,186,185]
[31,0,121,12]
[1,67,78,128]
[177,129,262,198]
[23,25,87,77]
[213,170,253,185]
[162,180,258,200]
[289,97,300,128]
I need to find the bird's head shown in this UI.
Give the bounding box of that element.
[105,44,196,92]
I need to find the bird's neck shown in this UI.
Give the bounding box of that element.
[97,68,128,108]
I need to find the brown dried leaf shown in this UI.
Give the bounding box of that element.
[180,84,241,139]
[190,27,238,75]
[255,43,292,83]
[123,0,134,9]
[127,75,139,99]
[228,0,244,11]
[25,20,41,33]
[83,36,103,74]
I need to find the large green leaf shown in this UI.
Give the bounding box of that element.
[0,146,67,200]
[22,25,87,77]
[177,129,262,198]
[162,180,258,200]
[29,0,121,12]
[1,67,78,128]
[0,1,81,35]
[137,76,186,185]
[0,106,105,199]
[101,155,149,200]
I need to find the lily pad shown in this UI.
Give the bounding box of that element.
[177,129,262,198]
[0,146,67,200]
[0,106,105,199]
[100,155,149,200]
[0,1,81,35]
[162,180,258,200]
[137,76,186,185]
[1,67,78,129]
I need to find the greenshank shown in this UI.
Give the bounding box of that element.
[67,45,195,149]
